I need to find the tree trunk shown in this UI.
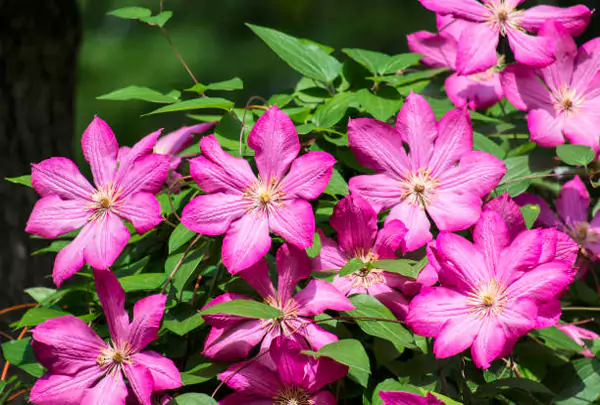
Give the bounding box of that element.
[0,0,80,314]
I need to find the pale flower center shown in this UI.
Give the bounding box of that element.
[347,250,385,289]
[485,0,522,35]
[90,185,122,220]
[470,55,505,82]
[264,296,299,336]
[466,279,508,318]
[243,177,285,216]
[274,386,313,405]
[553,85,585,116]
[400,169,439,208]
[96,340,133,373]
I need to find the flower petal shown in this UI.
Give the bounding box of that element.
[330,194,378,257]
[436,151,506,197]
[498,297,538,339]
[202,320,266,362]
[219,360,281,397]
[396,92,438,170]
[572,38,600,93]
[219,394,272,405]
[445,72,504,110]
[506,261,574,304]
[305,355,349,393]
[118,192,163,234]
[93,269,129,347]
[456,23,499,75]
[495,229,543,284]
[418,0,487,22]
[270,337,306,387]
[81,116,118,188]
[123,363,153,405]
[471,319,506,369]
[239,261,276,300]
[30,367,103,405]
[501,65,554,111]
[202,293,258,326]
[115,153,170,197]
[281,152,336,200]
[308,391,338,405]
[31,157,95,200]
[519,5,591,37]
[348,118,409,178]
[276,244,312,303]
[488,193,529,238]
[52,222,95,287]
[348,174,404,213]
[117,130,162,172]
[296,321,339,351]
[127,294,167,352]
[507,27,556,68]
[538,22,578,92]
[407,287,471,337]
[563,109,600,153]
[131,351,182,391]
[269,199,315,249]
[84,212,130,270]
[379,391,434,405]
[248,106,300,181]
[373,220,408,259]
[557,176,590,227]
[312,230,348,271]
[527,108,565,148]
[154,123,215,156]
[181,193,249,235]
[473,210,511,274]
[435,232,489,291]
[81,371,128,405]
[428,108,473,176]
[434,313,481,359]
[26,196,90,238]
[368,284,410,320]
[386,201,432,252]
[223,213,271,274]
[295,280,355,317]
[407,31,457,69]
[427,190,483,232]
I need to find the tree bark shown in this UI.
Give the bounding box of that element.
[0,0,80,312]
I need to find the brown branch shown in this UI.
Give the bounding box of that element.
[159,27,199,85]
[7,388,30,403]
[0,303,36,317]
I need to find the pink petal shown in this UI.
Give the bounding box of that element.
[81,116,118,188]
[117,130,162,172]
[304,353,349,393]
[270,337,306,387]
[202,293,258,326]
[473,210,511,274]
[407,31,457,69]
[220,360,281,397]
[239,261,276,300]
[127,294,167,352]
[373,220,408,259]
[281,152,336,200]
[563,108,600,152]
[115,154,170,197]
[223,214,271,274]
[553,230,579,268]
[379,391,434,405]
[203,320,266,362]
[557,176,590,226]
[84,212,130,270]
[81,372,128,405]
[269,199,315,249]
[435,232,489,291]
[248,106,300,181]
[118,192,163,234]
[276,244,312,303]
[536,300,562,329]
[498,297,538,339]
[308,391,338,405]
[572,38,600,92]
[348,118,409,178]
[191,135,257,194]
[330,194,378,256]
[418,0,487,22]
[501,65,553,111]
[445,72,504,110]
[26,196,90,238]
[495,229,543,284]
[124,363,153,405]
[387,201,432,252]
[436,151,506,197]
[434,313,481,359]
[296,321,339,351]
[52,222,95,287]
[30,367,103,405]
[513,193,560,230]
[93,269,129,346]
[348,174,404,213]
[154,123,215,156]
[31,157,95,200]
[506,261,574,304]
[368,283,410,320]
[437,13,476,40]
[312,230,348,271]
[471,319,506,369]
[407,287,471,337]
[427,190,483,232]
[538,22,577,92]
[527,108,565,148]
[181,193,249,235]
[32,316,103,374]
[456,23,499,75]
[132,351,182,390]
[219,393,272,405]
[507,27,556,68]
[486,193,529,238]
[396,92,438,170]
[294,279,355,316]
[519,5,591,37]
[428,108,473,176]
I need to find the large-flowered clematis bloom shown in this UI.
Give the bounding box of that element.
[25,117,169,286]
[202,244,354,362]
[181,106,335,273]
[29,270,181,405]
[502,22,600,152]
[407,207,577,368]
[556,323,600,358]
[408,14,504,110]
[348,92,506,251]
[218,337,348,405]
[380,391,443,405]
[418,0,591,75]
[312,194,415,319]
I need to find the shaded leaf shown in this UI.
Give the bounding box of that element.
[97,85,180,103]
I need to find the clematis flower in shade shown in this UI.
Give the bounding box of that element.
[218,337,348,405]
[312,194,416,319]
[408,14,504,110]
[29,270,181,405]
[202,244,354,362]
[407,207,576,369]
[181,106,335,273]
[348,92,506,251]
[556,323,600,358]
[418,0,591,75]
[25,117,170,286]
[380,391,444,405]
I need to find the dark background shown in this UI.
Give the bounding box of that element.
[0,0,598,310]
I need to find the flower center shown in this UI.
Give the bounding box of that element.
[553,85,585,116]
[90,185,122,220]
[485,0,521,35]
[400,169,439,208]
[347,250,385,289]
[243,177,285,216]
[274,386,312,405]
[96,341,133,373]
[264,296,299,336]
[466,279,508,318]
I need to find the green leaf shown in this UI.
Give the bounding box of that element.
[495,155,552,197]
[313,92,358,128]
[369,68,447,86]
[1,338,44,378]
[556,144,595,167]
[381,53,423,74]
[531,327,587,353]
[163,304,205,336]
[373,380,462,405]
[24,288,57,303]
[186,78,244,95]
[107,7,152,19]
[143,97,234,116]
[169,223,196,253]
[373,259,419,279]
[165,246,206,294]
[140,11,173,27]
[356,88,403,121]
[473,132,506,160]
[16,307,69,328]
[323,167,349,197]
[5,175,32,187]
[339,258,366,277]
[98,85,180,103]
[316,339,371,386]
[345,294,415,352]
[520,204,540,230]
[169,393,218,405]
[200,299,281,319]
[343,48,391,75]
[180,361,227,386]
[247,24,341,83]
[306,232,322,259]
[476,377,553,398]
[555,359,600,404]
[118,273,167,292]
[32,240,70,256]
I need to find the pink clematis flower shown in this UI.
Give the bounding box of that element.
[348,92,506,251]
[556,323,600,358]
[312,194,416,319]
[29,270,181,405]
[408,14,504,110]
[181,106,335,273]
[218,337,348,405]
[202,244,354,362]
[418,0,591,75]
[380,391,444,405]
[25,117,169,286]
[502,22,600,152]
[407,207,576,369]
